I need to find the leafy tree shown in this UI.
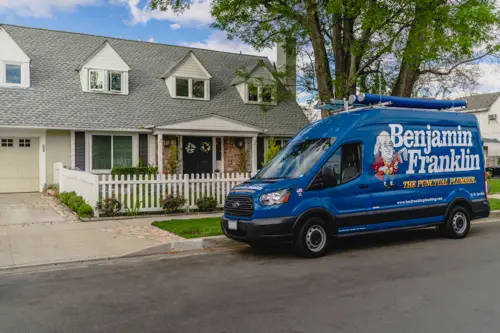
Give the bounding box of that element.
[151,0,500,116]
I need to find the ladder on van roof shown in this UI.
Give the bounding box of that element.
[316,93,468,115]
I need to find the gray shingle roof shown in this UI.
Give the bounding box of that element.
[0,24,308,136]
[463,92,500,111]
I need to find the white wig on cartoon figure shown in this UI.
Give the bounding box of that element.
[373,131,394,162]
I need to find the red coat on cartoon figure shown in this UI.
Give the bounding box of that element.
[372,153,401,181]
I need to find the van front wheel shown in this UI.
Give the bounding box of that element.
[294,217,331,258]
[443,206,471,239]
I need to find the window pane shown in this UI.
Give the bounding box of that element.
[262,86,273,103]
[110,72,122,92]
[248,84,258,102]
[92,136,112,169]
[193,80,205,98]
[176,78,189,97]
[6,64,21,84]
[113,136,132,167]
[89,70,104,90]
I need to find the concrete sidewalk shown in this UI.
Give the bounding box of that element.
[0,213,222,269]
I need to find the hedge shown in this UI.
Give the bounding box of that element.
[111,166,158,178]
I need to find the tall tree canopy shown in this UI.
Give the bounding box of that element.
[152,0,500,117]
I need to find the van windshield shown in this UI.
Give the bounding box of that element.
[255,138,336,180]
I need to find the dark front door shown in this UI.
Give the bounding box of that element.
[183,136,213,174]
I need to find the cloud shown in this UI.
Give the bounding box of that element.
[147,36,156,43]
[112,0,213,27]
[0,0,100,18]
[182,31,277,63]
[170,23,181,30]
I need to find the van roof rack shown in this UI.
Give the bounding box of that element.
[315,93,468,114]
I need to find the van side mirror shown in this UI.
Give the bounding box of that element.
[310,165,337,190]
[321,165,337,187]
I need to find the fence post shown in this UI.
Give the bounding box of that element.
[183,174,189,209]
[91,173,100,217]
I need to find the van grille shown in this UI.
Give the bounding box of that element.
[224,195,254,217]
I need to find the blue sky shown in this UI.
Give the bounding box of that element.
[0,0,276,60]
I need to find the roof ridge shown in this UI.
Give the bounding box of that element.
[0,23,272,61]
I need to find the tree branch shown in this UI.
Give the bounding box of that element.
[418,52,491,76]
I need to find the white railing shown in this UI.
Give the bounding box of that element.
[98,173,251,212]
[54,162,99,210]
[53,162,251,216]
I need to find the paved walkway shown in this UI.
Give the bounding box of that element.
[0,194,222,269]
[0,193,68,226]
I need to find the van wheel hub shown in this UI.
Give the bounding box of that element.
[306,225,326,252]
[452,212,467,234]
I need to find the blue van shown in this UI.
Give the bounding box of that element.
[221,94,490,258]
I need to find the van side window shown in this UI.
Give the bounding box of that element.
[324,142,362,185]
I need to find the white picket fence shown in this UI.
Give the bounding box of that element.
[98,173,251,212]
[54,163,251,216]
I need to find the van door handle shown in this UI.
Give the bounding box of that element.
[359,184,368,189]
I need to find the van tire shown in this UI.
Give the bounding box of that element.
[294,217,331,258]
[442,206,470,239]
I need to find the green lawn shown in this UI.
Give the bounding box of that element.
[488,179,500,194]
[152,217,222,239]
[489,199,500,211]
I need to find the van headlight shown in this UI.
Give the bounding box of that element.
[260,189,291,206]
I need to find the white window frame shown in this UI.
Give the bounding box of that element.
[89,69,105,92]
[0,61,25,87]
[89,134,137,172]
[245,83,277,105]
[173,76,209,100]
[109,71,124,93]
[88,69,125,94]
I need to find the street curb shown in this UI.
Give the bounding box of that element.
[122,236,240,257]
[0,236,241,272]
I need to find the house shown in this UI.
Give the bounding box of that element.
[462,92,500,166]
[0,24,308,193]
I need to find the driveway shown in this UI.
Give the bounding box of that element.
[0,193,65,226]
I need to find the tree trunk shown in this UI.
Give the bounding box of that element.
[305,0,334,118]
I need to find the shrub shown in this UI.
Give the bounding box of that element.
[111,166,158,178]
[78,203,94,218]
[96,197,122,217]
[238,149,249,173]
[263,137,280,166]
[166,144,180,175]
[59,191,76,206]
[161,195,186,213]
[487,171,493,180]
[196,196,218,212]
[68,195,84,211]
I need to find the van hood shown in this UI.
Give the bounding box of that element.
[230,178,302,197]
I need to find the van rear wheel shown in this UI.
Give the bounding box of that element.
[294,217,331,258]
[442,206,470,239]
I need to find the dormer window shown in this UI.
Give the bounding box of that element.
[77,41,130,95]
[164,51,212,101]
[5,64,21,84]
[88,70,124,93]
[246,83,276,104]
[173,77,208,100]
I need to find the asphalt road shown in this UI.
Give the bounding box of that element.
[1,221,500,333]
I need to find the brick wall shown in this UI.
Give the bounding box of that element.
[162,135,179,174]
[224,137,249,173]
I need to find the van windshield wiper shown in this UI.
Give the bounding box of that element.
[259,176,289,180]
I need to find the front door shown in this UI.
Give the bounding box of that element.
[182,136,213,174]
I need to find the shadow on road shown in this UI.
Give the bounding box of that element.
[234,224,490,259]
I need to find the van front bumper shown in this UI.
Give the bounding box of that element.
[221,216,297,243]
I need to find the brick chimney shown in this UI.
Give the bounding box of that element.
[276,38,297,98]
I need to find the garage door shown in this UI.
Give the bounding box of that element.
[0,138,39,193]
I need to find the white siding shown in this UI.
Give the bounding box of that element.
[165,76,173,96]
[46,130,71,184]
[172,53,211,79]
[252,65,274,80]
[236,83,246,101]
[158,116,261,132]
[0,27,30,62]
[83,42,130,71]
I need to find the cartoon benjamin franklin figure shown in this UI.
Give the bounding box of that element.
[372,131,403,188]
